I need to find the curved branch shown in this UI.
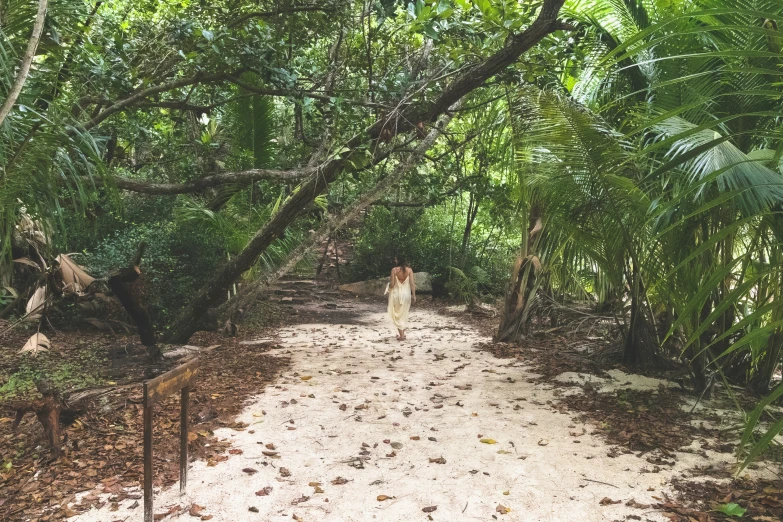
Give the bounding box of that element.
[0,0,48,126]
[229,5,336,27]
[106,168,314,195]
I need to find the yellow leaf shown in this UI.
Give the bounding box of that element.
[503,491,509,495]
[377,495,392,501]
[300,376,313,381]
[480,438,497,444]
[497,450,511,454]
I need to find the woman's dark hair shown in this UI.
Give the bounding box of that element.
[396,255,407,268]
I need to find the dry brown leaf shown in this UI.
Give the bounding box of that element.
[496,504,511,514]
[331,477,349,485]
[57,254,95,294]
[25,286,46,321]
[300,376,312,381]
[422,506,437,513]
[243,468,258,475]
[429,457,446,464]
[189,504,205,517]
[377,495,393,501]
[600,497,621,505]
[255,487,273,496]
[20,333,50,355]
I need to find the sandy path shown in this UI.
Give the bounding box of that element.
[71,302,729,522]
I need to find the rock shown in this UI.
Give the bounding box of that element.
[339,272,432,296]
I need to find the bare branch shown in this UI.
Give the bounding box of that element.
[105,168,314,195]
[0,0,48,126]
[81,72,238,130]
[227,76,393,110]
[229,4,337,27]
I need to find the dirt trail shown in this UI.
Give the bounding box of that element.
[70,301,736,522]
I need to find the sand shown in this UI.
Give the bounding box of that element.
[70,302,746,522]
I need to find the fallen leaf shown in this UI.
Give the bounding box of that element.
[313,486,324,494]
[717,503,747,517]
[291,495,309,505]
[496,504,511,514]
[265,443,276,450]
[331,477,349,485]
[279,467,291,477]
[410,436,420,441]
[599,497,621,505]
[377,495,393,501]
[429,457,446,464]
[189,504,205,517]
[255,487,273,496]
[300,376,312,381]
[20,332,50,355]
[229,449,243,455]
[262,451,278,457]
[422,506,437,513]
[537,439,549,446]
[243,468,258,475]
[480,438,497,444]
[503,491,510,495]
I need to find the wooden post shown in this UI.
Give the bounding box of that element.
[142,358,199,522]
[180,385,189,493]
[143,385,153,522]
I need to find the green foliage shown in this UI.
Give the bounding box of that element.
[350,205,515,297]
[79,211,225,327]
[716,503,746,517]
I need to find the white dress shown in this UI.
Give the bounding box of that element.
[388,273,412,330]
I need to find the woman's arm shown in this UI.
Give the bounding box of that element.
[410,269,416,303]
[389,268,396,289]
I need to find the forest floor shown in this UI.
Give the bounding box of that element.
[1,286,782,521]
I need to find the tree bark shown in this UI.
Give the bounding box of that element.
[164,0,569,343]
[0,0,48,126]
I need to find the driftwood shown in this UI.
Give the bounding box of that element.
[108,241,160,359]
[10,380,64,457]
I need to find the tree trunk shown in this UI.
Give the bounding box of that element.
[164,0,569,343]
[0,0,48,126]
[495,204,543,343]
[108,242,159,358]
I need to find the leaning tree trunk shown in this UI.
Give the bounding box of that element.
[163,0,569,344]
[0,0,48,126]
[216,110,457,323]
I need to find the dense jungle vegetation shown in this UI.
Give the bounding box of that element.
[1,0,782,472]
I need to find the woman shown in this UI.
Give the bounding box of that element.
[388,256,416,341]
